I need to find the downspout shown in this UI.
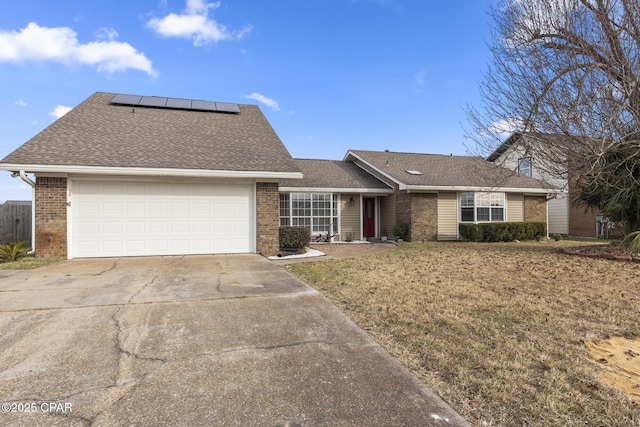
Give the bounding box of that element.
[16,171,36,253]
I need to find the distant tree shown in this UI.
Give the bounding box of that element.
[466,0,640,232]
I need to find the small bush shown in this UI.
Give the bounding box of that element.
[393,223,409,240]
[279,227,311,250]
[459,222,547,242]
[0,241,31,262]
[344,232,355,242]
[621,230,640,255]
[459,223,483,242]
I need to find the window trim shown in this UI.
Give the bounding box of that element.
[459,192,506,223]
[279,192,339,236]
[518,157,532,177]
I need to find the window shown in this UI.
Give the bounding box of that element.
[279,193,338,234]
[518,157,532,177]
[279,194,290,226]
[459,192,505,222]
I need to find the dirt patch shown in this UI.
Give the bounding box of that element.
[587,337,640,402]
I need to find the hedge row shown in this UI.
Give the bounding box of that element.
[459,222,547,242]
[279,226,311,250]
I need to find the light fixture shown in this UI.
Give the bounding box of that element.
[349,197,355,206]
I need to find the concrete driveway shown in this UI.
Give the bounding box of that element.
[0,255,467,426]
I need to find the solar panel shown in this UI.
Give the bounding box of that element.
[110,94,142,105]
[191,100,218,112]
[110,94,239,114]
[139,96,168,107]
[216,102,241,113]
[165,98,192,110]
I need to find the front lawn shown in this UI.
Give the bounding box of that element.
[0,256,61,270]
[286,241,640,426]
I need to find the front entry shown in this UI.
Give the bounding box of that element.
[363,197,376,238]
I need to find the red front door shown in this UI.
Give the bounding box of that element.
[363,197,376,238]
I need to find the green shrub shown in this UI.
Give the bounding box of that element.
[621,230,640,255]
[279,226,311,250]
[393,223,409,240]
[459,222,547,242]
[0,241,31,262]
[459,223,482,242]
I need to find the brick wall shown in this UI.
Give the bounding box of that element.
[35,177,67,258]
[396,190,411,238]
[410,193,438,242]
[568,203,598,237]
[256,182,279,256]
[523,195,547,223]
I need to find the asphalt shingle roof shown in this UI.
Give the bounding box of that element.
[348,150,552,190]
[1,92,300,174]
[281,159,392,190]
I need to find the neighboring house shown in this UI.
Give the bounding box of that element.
[0,92,556,259]
[0,92,303,258]
[487,132,607,238]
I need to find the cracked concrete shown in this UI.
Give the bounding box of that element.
[0,254,468,426]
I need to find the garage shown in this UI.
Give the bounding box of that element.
[71,180,254,258]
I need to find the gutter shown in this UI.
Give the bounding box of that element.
[11,171,36,253]
[0,164,304,180]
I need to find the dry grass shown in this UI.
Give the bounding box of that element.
[0,256,61,270]
[286,241,640,426]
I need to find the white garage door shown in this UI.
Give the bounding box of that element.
[71,180,253,258]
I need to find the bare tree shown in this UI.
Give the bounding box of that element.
[466,0,640,231]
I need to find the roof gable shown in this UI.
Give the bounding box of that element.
[1,92,301,177]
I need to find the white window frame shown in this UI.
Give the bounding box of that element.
[459,192,506,223]
[279,193,339,235]
[518,157,532,177]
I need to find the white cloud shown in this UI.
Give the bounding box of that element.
[244,93,280,111]
[15,100,27,107]
[49,105,72,120]
[147,0,253,46]
[487,118,524,139]
[95,27,119,41]
[0,22,156,76]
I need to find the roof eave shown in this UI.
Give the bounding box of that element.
[405,184,557,194]
[279,186,394,194]
[0,164,304,180]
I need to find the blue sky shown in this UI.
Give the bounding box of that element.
[0,0,497,202]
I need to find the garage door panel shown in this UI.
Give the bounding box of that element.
[102,202,123,215]
[72,181,253,258]
[103,183,125,195]
[126,203,146,215]
[102,222,122,234]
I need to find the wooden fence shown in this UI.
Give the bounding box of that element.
[0,201,32,245]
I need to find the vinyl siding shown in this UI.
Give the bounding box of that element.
[339,194,361,240]
[507,194,524,222]
[548,194,569,235]
[437,192,458,240]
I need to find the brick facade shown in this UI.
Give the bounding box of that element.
[568,203,598,237]
[410,193,438,242]
[394,191,438,241]
[523,195,547,223]
[35,176,67,258]
[395,190,412,236]
[255,182,279,256]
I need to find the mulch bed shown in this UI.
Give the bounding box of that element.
[560,244,640,263]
